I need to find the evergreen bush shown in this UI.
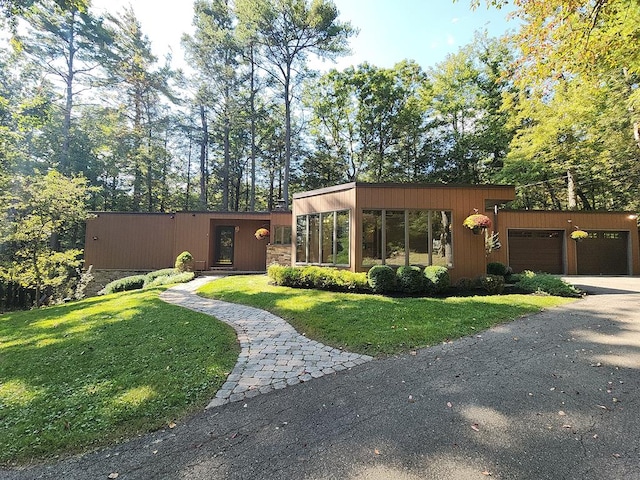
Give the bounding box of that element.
[175,251,194,272]
[367,265,397,293]
[396,265,424,294]
[487,262,508,277]
[480,274,505,294]
[423,265,450,294]
[102,275,146,294]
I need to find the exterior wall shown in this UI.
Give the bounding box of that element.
[292,183,516,281]
[86,269,150,297]
[85,213,175,270]
[490,210,640,275]
[85,211,292,272]
[266,244,292,267]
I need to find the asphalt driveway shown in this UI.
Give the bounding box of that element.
[4,277,640,480]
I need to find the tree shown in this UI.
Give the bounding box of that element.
[236,0,355,208]
[0,170,91,306]
[17,0,111,174]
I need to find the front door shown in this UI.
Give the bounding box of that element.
[215,226,235,265]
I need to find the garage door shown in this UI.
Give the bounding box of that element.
[576,231,628,275]
[508,230,564,274]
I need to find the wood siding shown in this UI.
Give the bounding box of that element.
[85,211,291,271]
[489,211,640,275]
[85,213,175,270]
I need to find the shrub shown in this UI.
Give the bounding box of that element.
[480,274,505,295]
[175,251,194,272]
[102,274,146,294]
[145,272,195,287]
[454,277,479,291]
[396,266,424,294]
[268,265,368,292]
[487,262,508,277]
[516,271,582,297]
[144,268,178,286]
[367,265,397,293]
[423,266,450,294]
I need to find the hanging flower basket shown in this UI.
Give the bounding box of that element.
[570,229,588,241]
[463,214,492,234]
[254,228,269,240]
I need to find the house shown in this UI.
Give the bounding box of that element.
[84,183,640,281]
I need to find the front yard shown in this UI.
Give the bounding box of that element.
[198,275,575,356]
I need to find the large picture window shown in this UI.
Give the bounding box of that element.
[362,209,453,268]
[296,210,350,266]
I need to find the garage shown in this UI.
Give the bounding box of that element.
[508,230,564,274]
[576,231,629,275]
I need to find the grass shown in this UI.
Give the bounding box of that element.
[0,287,239,465]
[198,275,575,357]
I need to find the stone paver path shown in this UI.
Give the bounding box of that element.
[159,276,373,409]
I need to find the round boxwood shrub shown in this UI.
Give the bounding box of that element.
[423,265,450,294]
[367,265,396,294]
[487,262,508,277]
[175,251,194,272]
[396,265,424,294]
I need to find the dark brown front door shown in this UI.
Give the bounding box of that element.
[214,226,235,265]
[508,230,564,274]
[577,231,628,275]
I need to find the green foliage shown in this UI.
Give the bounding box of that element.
[396,265,424,294]
[487,262,508,277]
[516,271,582,298]
[0,171,92,306]
[367,265,397,294]
[175,251,195,272]
[423,265,450,294]
[454,276,480,291]
[143,268,178,284]
[102,274,146,294]
[268,265,368,293]
[145,272,195,288]
[480,274,505,295]
[0,288,238,464]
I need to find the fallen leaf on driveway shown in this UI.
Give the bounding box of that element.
[108,474,119,479]
[471,424,480,432]
[408,395,415,403]
[558,411,566,416]
[562,424,572,429]
[447,402,452,408]
[482,471,492,476]
[374,449,381,455]
[612,453,621,458]
[168,421,176,429]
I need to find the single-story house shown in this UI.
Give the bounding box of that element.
[84,182,640,281]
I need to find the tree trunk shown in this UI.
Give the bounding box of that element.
[199,104,208,210]
[283,64,291,209]
[61,11,76,175]
[567,169,577,210]
[185,134,192,211]
[250,44,257,211]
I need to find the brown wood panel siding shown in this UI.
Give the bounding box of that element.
[488,211,639,275]
[84,213,175,269]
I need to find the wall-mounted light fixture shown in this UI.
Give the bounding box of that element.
[92,236,98,241]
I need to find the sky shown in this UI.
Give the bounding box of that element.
[90,0,518,72]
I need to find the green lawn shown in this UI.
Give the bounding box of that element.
[0,288,239,465]
[198,275,575,356]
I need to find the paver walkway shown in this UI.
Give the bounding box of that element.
[159,276,372,408]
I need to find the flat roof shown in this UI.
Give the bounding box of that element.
[293,182,516,200]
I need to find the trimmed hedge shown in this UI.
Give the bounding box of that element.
[515,271,582,297]
[423,265,450,294]
[367,265,397,294]
[143,268,178,286]
[268,265,369,292]
[175,251,194,272]
[396,266,423,294]
[102,275,147,294]
[145,272,195,287]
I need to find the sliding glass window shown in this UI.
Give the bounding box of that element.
[362,209,453,268]
[296,210,350,266]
